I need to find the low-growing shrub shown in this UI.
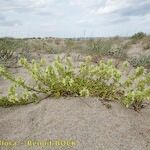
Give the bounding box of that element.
[0,39,19,66]
[87,39,113,55]
[122,66,150,110]
[128,55,150,68]
[0,57,149,110]
[0,38,32,67]
[107,47,127,59]
[86,40,127,59]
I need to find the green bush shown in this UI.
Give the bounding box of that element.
[107,47,127,59]
[86,40,127,59]
[131,32,146,40]
[128,55,150,68]
[0,39,19,66]
[0,57,149,110]
[123,67,150,109]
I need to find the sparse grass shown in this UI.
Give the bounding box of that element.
[65,39,75,52]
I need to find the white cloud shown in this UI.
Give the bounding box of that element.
[76,19,93,25]
[0,0,55,11]
[91,0,150,16]
[70,0,104,10]
[92,0,127,15]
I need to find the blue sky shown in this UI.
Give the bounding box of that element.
[0,0,150,38]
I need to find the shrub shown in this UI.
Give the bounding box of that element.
[107,47,127,59]
[87,39,112,54]
[0,39,20,66]
[0,57,149,110]
[86,39,127,59]
[122,67,150,110]
[131,32,146,40]
[128,55,150,68]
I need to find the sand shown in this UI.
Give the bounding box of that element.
[0,98,150,150]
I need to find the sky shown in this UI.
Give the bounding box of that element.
[0,0,150,38]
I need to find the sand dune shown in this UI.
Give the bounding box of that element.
[0,98,150,150]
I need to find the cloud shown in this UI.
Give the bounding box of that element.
[0,15,5,20]
[120,1,150,16]
[109,16,130,24]
[0,20,22,27]
[70,0,104,9]
[91,0,127,15]
[92,0,150,17]
[0,0,55,12]
[0,12,22,27]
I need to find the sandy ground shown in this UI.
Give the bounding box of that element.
[0,98,150,150]
[127,43,150,57]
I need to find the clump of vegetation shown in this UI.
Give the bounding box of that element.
[129,32,147,45]
[122,66,150,110]
[131,32,146,40]
[87,39,113,55]
[128,55,150,68]
[108,47,127,59]
[87,39,127,59]
[0,38,35,67]
[0,38,20,66]
[0,57,149,110]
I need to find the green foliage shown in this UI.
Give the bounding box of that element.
[87,39,112,55]
[122,67,150,110]
[87,39,127,59]
[0,39,18,64]
[0,86,37,107]
[128,55,150,68]
[46,46,63,54]
[131,32,146,40]
[0,57,149,110]
[0,38,29,66]
[107,47,127,59]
